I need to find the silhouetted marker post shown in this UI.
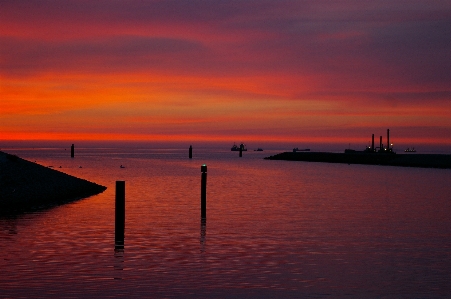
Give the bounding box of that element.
[189,145,193,159]
[71,144,74,158]
[201,164,207,219]
[115,181,125,249]
[239,147,242,157]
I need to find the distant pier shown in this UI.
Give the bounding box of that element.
[264,151,451,169]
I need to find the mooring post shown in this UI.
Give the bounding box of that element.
[239,147,242,157]
[115,181,125,249]
[71,144,74,158]
[201,164,207,219]
[189,145,193,159]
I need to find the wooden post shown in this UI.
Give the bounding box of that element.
[189,145,192,159]
[115,181,125,249]
[71,144,74,158]
[239,147,242,157]
[201,165,207,219]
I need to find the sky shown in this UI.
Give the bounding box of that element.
[1,0,451,148]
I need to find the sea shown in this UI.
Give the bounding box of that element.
[1,142,450,298]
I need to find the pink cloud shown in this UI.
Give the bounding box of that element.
[1,1,450,144]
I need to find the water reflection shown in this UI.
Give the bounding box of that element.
[113,248,124,280]
[0,217,18,239]
[200,218,206,253]
[1,146,450,298]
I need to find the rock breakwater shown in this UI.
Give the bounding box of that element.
[264,151,451,169]
[0,151,107,214]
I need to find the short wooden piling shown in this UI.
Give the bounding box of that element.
[71,144,74,158]
[239,147,242,157]
[115,181,125,248]
[201,164,207,219]
[189,145,193,159]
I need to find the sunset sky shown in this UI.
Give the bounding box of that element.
[1,1,450,148]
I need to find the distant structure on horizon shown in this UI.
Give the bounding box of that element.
[231,143,247,151]
[293,148,310,152]
[345,129,394,154]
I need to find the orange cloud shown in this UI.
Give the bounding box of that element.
[1,1,450,148]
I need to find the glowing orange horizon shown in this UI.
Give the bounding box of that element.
[2,131,450,147]
[1,2,450,149]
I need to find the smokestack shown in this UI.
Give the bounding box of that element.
[371,134,374,151]
[387,129,390,151]
[380,136,382,151]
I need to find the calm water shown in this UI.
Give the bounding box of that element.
[1,145,450,298]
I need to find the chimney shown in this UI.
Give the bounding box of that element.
[387,129,390,151]
[371,134,374,151]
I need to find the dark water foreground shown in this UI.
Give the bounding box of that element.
[265,151,451,169]
[0,151,106,214]
[1,146,450,298]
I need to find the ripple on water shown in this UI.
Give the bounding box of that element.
[1,148,450,298]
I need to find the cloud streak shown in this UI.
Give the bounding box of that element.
[1,0,450,145]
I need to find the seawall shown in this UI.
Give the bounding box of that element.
[264,151,451,169]
[0,151,107,214]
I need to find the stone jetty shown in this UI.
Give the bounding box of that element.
[0,151,107,214]
[264,151,451,169]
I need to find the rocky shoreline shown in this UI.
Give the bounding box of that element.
[264,151,451,169]
[0,151,107,214]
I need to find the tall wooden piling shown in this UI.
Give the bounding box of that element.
[115,181,125,248]
[201,164,207,219]
[71,144,74,158]
[189,145,193,159]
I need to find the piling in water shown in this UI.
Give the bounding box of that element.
[115,181,125,249]
[201,164,207,219]
[189,145,192,159]
[71,144,74,158]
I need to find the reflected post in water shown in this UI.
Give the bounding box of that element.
[201,164,207,219]
[115,181,125,249]
[200,218,206,253]
[200,165,207,253]
[113,246,124,280]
